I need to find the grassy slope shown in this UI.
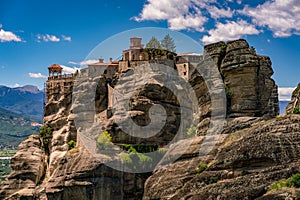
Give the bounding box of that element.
[0,107,40,148]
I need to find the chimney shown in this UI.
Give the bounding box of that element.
[110,57,113,62]
[99,58,104,63]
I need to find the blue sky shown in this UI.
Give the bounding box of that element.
[0,0,299,101]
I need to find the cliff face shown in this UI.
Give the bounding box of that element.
[204,39,279,118]
[1,39,292,200]
[143,115,300,199]
[286,83,300,114]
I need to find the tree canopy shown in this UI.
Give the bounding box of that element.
[145,36,161,49]
[161,34,176,53]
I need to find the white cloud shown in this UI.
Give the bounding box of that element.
[60,65,80,74]
[62,35,71,42]
[240,0,300,37]
[278,87,296,101]
[69,59,99,66]
[207,6,234,19]
[29,72,47,79]
[0,24,22,42]
[202,20,260,44]
[37,34,60,42]
[134,0,210,31]
[168,15,207,31]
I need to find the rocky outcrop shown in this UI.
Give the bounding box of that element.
[0,135,45,199]
[286,83,300,114]
[0,39,283,200]
[205,39,279,118]
[44,78,76,176]
[143,115,300,199]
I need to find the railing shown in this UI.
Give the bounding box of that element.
[48,73,75,80]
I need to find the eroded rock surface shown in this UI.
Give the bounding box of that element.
[286,83,300,114]
[143,115,300,200]
[0,39,287,200]
[0,135,45,199]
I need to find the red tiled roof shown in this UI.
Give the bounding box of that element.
[48,64,63,69]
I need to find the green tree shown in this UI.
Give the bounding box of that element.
[39,125,53,154]
[161,34,176,53]
[146,36,161,49]
[97,130,113,150]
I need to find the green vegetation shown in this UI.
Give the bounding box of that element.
[225,87,233,99]
[157,147,167,155]
[120,144,158,153]
[0,149,17,157]
[293,107,300,114]
[119,145,167,170]
[187,124,197,137]
[0,148,16,185]
[196,164,207,174]
[270,173,300,191]
[161,34,176,53]
[39,125,53,154]
[119,147,153,170]
[67,140,76,150]
[145,48,176,60]
[271,180,286,191]
[286,173,300,188]
[0,107,40,149]
[96,130,113,150]
[209,176,219,184]
[145,35,176,60]
[0,159,11,184]
[250,46,256,54]
[240,170,250,176]
[146,36,162,49]
[220,43,228,56]
[226,87,233,114]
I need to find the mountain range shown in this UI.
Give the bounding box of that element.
[0,107,41,149]
[0,85,44,122]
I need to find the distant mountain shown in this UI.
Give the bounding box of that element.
[0,107,41,149]
[0,85,44,122]
[279,101,290,115]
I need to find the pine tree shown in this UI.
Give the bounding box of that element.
[146,36,161,49]
[161,34,176,53]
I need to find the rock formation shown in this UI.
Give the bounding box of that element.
[2,39,295,200]
[286,83,300,114]
[143,115,300,199]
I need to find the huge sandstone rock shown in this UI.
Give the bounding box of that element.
[0,135,45,199]
[286,83,300,114]
[205,39,279,118]
[0,39,283,200]
[143,115,300,199]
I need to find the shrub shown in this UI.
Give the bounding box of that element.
[120,152,132,164]
[240,170,250,176]
[270,173,300,191]
[225,87,233,99]
[209,176,219,184]
[187,124,197,137]
[286,173,300,188]
[270,180,286,191]
[39,125,53,153]
[96,130,113,150]
[157,147,167,155]
[196,164,207,174]
[293,107,300,114]
[120,144,158,153]
[67,140,76,150]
